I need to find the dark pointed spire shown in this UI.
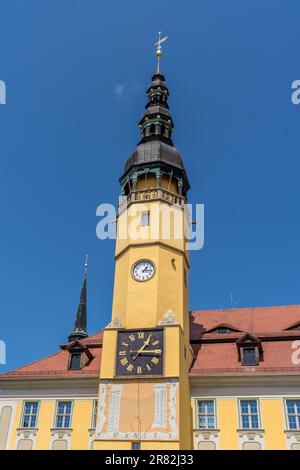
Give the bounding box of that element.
[68,256,88,342]
[138,33,174,146]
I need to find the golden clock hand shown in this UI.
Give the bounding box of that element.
[130,349,162,355]
[132,334,152,360]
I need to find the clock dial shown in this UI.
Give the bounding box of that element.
[116,329,163,376]
[132,260,155,282]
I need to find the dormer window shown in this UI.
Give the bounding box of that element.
[216,327,231,334]
[206,323,241,334]
[242,347,258,366]
[69,353,81,370]
[236,333,262,366]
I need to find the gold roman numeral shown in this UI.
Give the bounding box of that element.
[122,342,128,347]
[120,358,128,366]
[138,332,144,339]
[137,366,142,374]
[127,364,134,372]
[152,340,159,346]
[129,334,135,342]
[119,350,126,356]
[146,364,151,371]
[151,357,159,365]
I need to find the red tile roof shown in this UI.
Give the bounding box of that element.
[190,305,300,376]
[1,306,300,379]
[0,332,102,379]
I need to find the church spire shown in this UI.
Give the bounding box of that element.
[68,256,88,342]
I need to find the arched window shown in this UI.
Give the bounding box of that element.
[150,124,155,135]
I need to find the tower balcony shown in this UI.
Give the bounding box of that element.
[119,187,186,213]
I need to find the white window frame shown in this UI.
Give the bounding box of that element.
[284,398,300,431]
[54,400,73,429]
[238,398,261,430]
[20,401,40,429]
[194,398,217,430]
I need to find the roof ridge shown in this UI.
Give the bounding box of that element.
[191,304,300,313]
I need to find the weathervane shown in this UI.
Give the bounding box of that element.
[155,31,168,74]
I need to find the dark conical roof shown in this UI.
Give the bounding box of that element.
[124,140,184,173]
[68,259,88,342]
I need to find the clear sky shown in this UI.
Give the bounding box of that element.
[0,0,300,373]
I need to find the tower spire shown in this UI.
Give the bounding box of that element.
[68,256,88,342]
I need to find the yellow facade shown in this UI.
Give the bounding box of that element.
[1,392,299,449]
[94,165,193,449]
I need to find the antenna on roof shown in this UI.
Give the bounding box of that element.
[230,291,238,308]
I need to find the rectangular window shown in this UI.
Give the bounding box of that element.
[184,269,187,288]
[239,400,260,429]
[141,211,150,226]
[132,442,141,450]
[91,400,98,429]
[196,400,216,429]
[55,401,72,429]
[286,400,300,430]
[21,401,39,428]
[69,353,81,370]
[242,348,257,366]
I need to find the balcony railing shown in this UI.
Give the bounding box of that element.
[119,187,185,212]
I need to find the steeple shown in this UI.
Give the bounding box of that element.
[120,33,190,196]
[138,33,173,146]
[68,256,88,342]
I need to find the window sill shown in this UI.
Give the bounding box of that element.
[237,428,265,433]
[17,427,39,432]
[284,429,300,434]
[50,428,73,432]
[194,428,220,432]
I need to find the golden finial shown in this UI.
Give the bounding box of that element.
[155,31,168,74]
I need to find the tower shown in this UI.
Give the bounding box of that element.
[94,37,193,450]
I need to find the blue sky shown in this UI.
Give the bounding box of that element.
[0,0,300,372]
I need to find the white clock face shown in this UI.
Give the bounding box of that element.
[132,260,155,281]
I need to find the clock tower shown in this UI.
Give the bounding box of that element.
[94,38,193,450]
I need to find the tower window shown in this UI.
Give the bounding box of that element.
[141,211,150,226]
[69,353,81,370]
[132,442,141,450]
[149,124,155,135]
[184,269,187,288]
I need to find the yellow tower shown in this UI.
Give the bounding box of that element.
[94,36,193,450]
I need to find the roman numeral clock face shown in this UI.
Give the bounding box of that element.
[116,330,163,376]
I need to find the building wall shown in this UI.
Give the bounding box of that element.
[1,379,300,450]
[0,383,98,450]
[191,381,300,450]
